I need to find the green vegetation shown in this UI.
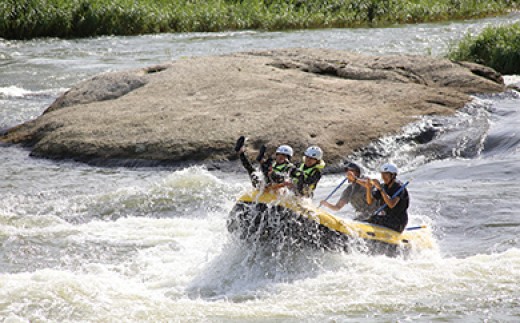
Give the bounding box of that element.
[0,0,519,40]
[448,23,520,74]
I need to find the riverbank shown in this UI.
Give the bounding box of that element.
[1,0,519,40]
[448,22,520,75]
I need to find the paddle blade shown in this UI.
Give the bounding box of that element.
[234,136,246,152]
[256,145,267,161]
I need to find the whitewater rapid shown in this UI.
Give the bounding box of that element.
[1,13,520,322]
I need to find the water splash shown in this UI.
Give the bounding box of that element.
[57,166,245,223]
[0,85,66,99]
[348,97,494,175]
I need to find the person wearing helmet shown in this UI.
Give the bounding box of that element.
[289,146,326,197]
[319,162,378,221]
[264,144,296,185]
[365,163,409,233]
[235,136,294,187]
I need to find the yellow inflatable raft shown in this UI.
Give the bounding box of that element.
[227,189,434,255]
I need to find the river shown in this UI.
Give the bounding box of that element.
[1,13,520,322]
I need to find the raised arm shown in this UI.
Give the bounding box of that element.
[365,178,374,205]
[346,172,374,205]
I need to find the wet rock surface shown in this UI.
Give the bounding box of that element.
[1,48,504,167]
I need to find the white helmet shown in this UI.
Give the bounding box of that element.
[276,145,293,157]
[304,146,323,160]
[380,163,398,174]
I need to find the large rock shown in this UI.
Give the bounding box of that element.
[0,48,504,167]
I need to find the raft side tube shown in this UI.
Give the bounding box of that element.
[233,190,434,250]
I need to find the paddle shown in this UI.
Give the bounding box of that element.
[256,144,267,162]
[369,180,428,232]
[234,136,245,152]
[319,177,348,207]
[405,225,426,231]
[372,180,410,216]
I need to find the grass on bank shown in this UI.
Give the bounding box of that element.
[0,0,519,40]
[448,22,520,74]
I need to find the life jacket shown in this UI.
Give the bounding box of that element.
[272,161,293,173]
[293,160,326,193]
[262,160,294,184]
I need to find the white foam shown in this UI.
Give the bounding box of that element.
[0,85,67,99]
[503,75,520,86]
[0,86,32,98]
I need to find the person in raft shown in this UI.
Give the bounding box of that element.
[235,136,295,188]
[364,163,409,233]
[319,162,378,221]
[287,146,326,198]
